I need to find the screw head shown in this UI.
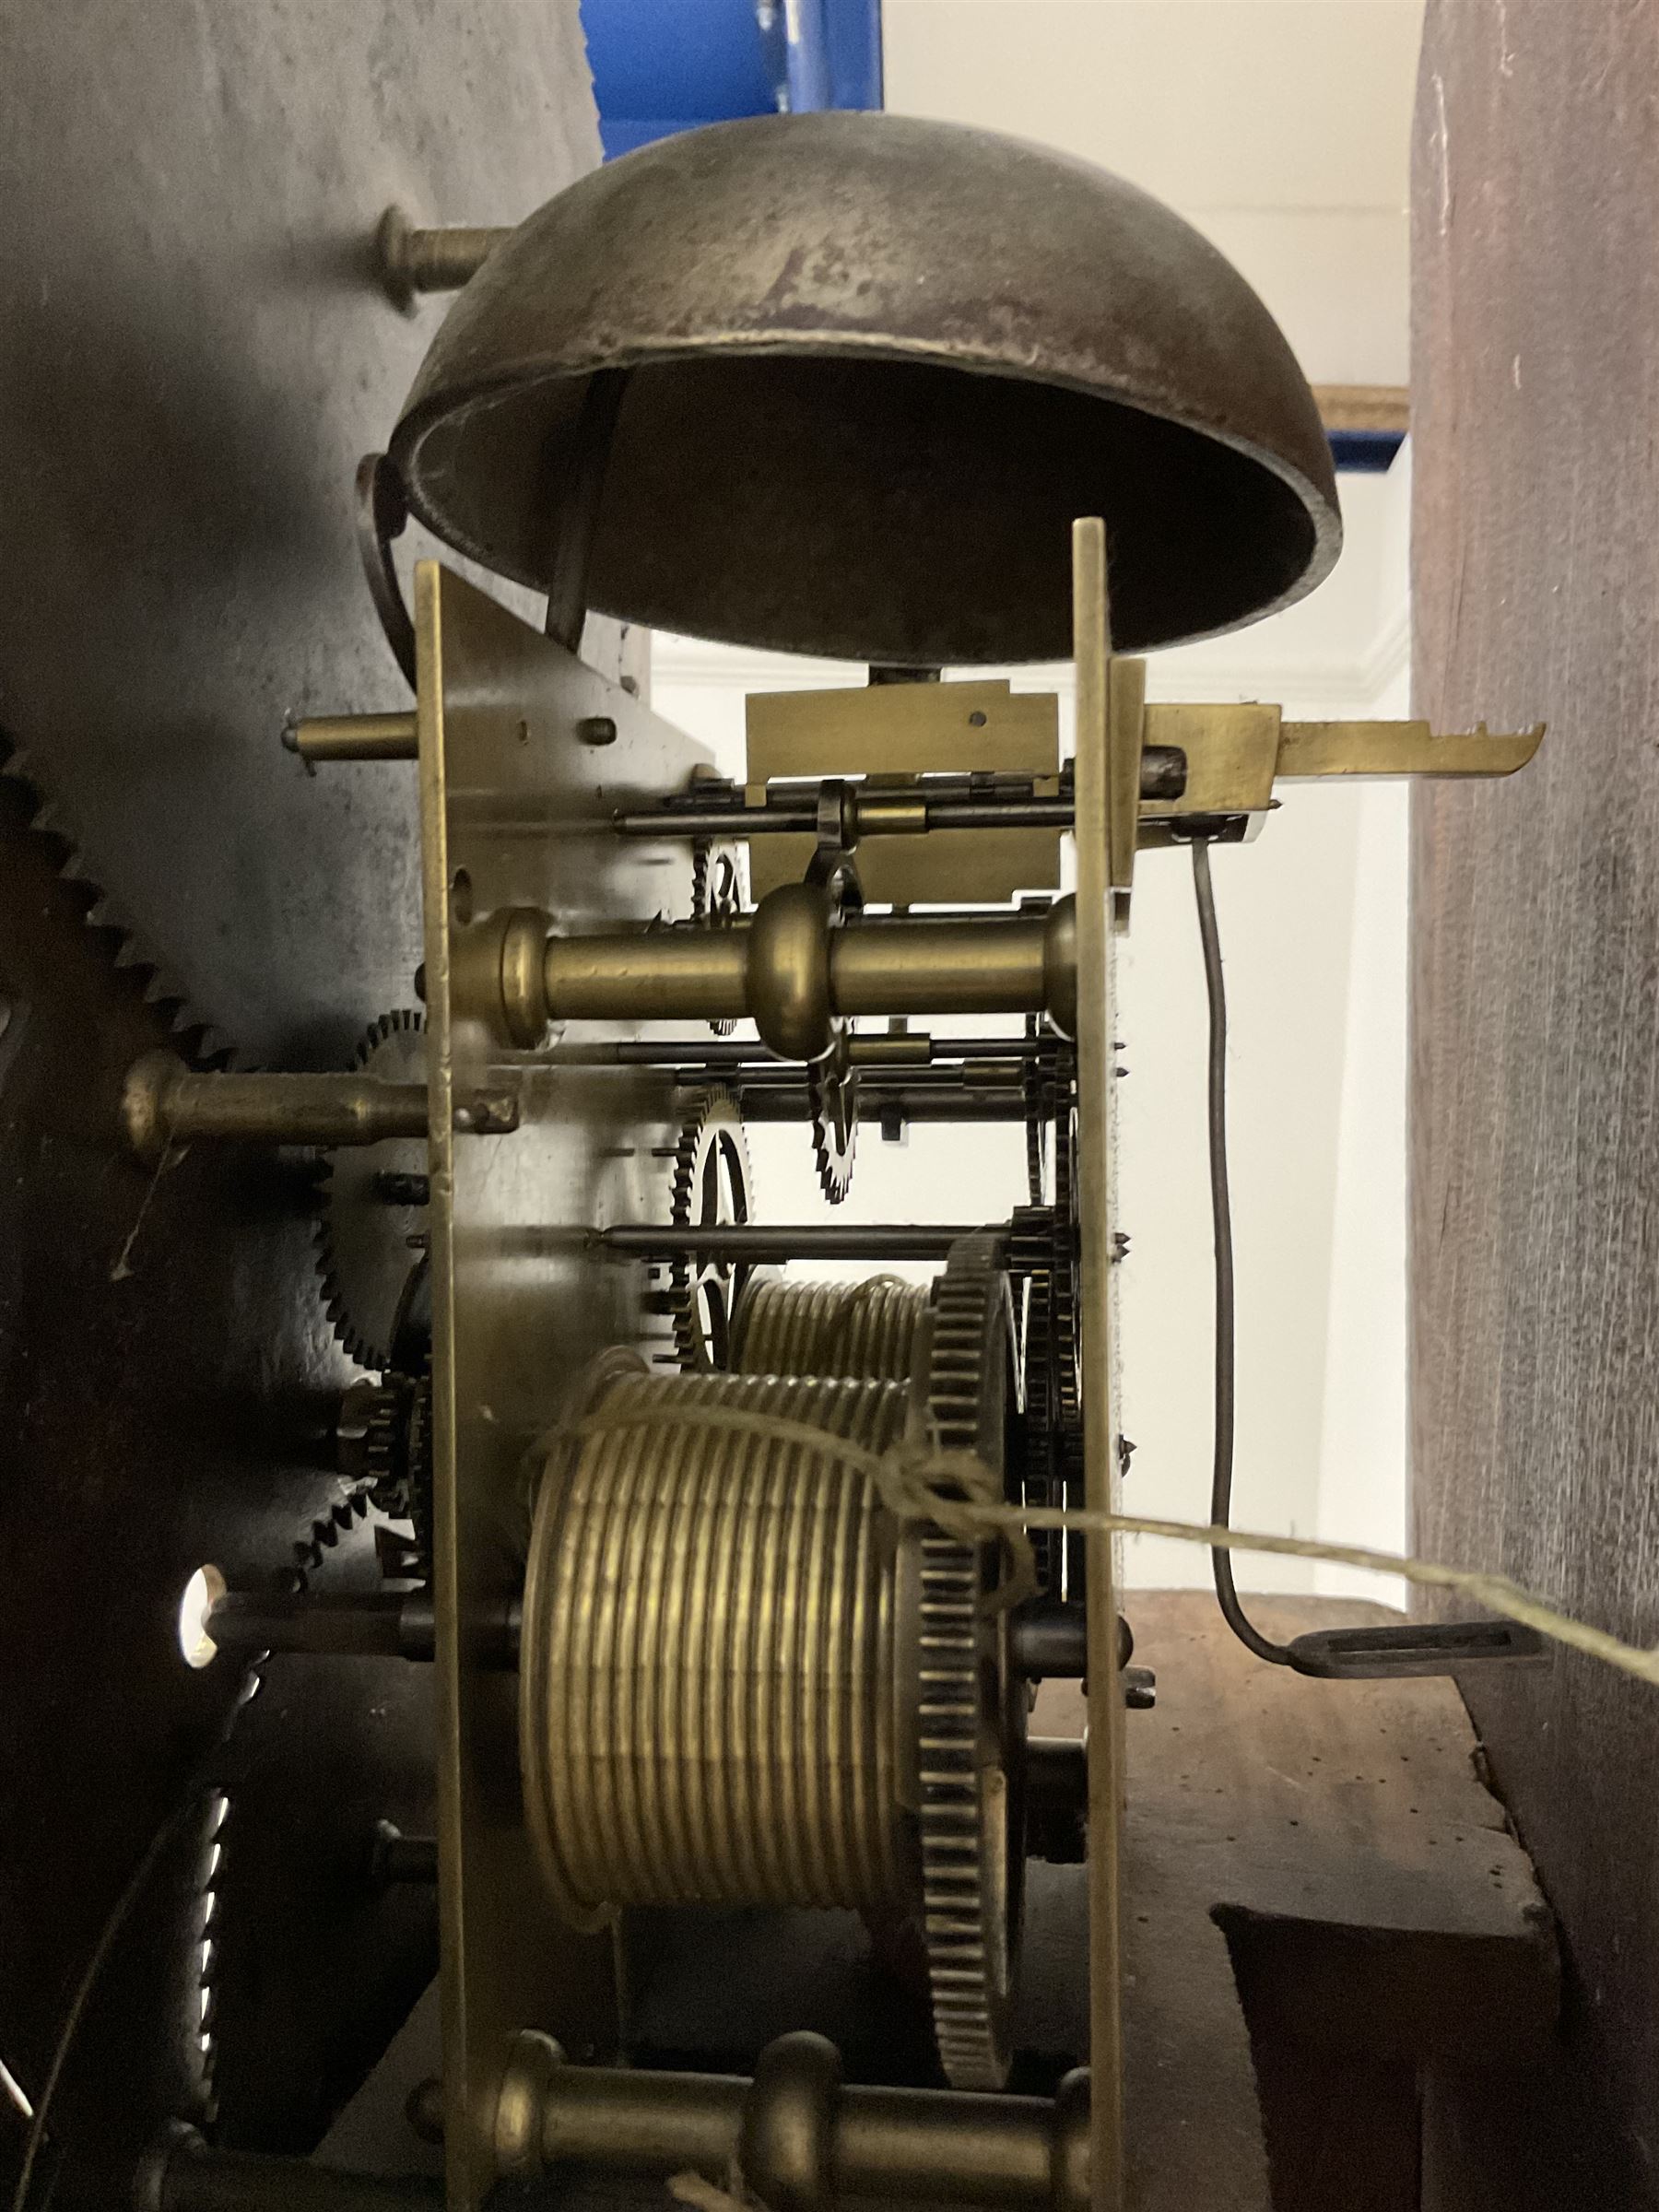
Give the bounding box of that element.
[577,715,618,747]
[406,2076,444,2144]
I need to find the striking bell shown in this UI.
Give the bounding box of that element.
[392,112,1341,667]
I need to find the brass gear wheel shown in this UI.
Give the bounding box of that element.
[340,1362,433,1576]
[909,1231,1024,2090]
[1013,1042,1080,1596]
[314,1010,429,1372]
[807,1026,859,1206]
[519,1232,1025,2091]
[689,838,747,1037]
[669,1088,755,1370]
[804,863,862,1205]
[1022,1017,1052,1206]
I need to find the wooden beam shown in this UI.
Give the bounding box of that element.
[1313,383,1409,435]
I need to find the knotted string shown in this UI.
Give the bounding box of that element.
[572,1400,1659,1688]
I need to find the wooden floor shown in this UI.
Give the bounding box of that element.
[1111,1594,1551,2211]
[321,1593,1559,2208]
[1410,5,1659,2197]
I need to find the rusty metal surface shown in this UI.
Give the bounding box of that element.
[0,0,601,1065]
[392,113,1342,668]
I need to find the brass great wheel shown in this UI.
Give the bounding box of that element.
[520,1232,1026,2089]
[908,1232,1025,2089]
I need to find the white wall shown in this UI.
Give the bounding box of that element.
[1313,457,1413,1605]
[882,0,1425,389]
[884,0,1422,1595]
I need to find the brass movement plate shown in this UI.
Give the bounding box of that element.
[417,565,711,2212]
[1107,655,1147,924]
[1071,519,1126,2207]
[745,679,1062,905]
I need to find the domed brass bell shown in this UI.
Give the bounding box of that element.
[391,112,1340,666]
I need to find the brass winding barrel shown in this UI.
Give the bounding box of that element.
[521,1362,914,1926]
[730,1274,930,1382]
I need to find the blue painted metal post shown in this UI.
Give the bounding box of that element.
[581,0,882,158]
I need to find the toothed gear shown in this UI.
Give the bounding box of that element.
[288,1479,378,1583]
[668,1088,755,1370]
[1010,1205,1059,1594]
[363,1377,415,1500]
[0,740,229,1052]
[1013,1042,1080,1595]
[340,1373,424,1527]
[911,1231,1024,2091]
[347,1366,433,1566]
[0,736,439,2149]
[406,1357,433,1574]
[1050,1073,1081,1439]
[315,1009,429,1372]
[807,1027,859,1206]
[689,840,747,1037]
[1048,1065,1084,1593]
[1022,1018,1052,1206]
